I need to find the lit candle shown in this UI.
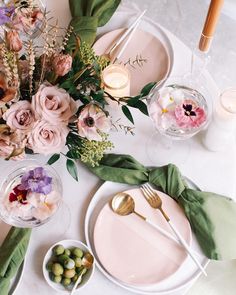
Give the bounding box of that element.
[102,64,130,98]
[203,89,236,151]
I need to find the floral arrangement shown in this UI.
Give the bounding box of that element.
[148,85,207,132]
[0,0,154,180]
[1,166,61,222]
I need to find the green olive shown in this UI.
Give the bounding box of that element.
[53,275,62,284]
[53,245,65,256]
[63,268,76,279]
[72,248,83,258]
[74,257,82,268]
[49,272,55,281]
[52,263,64,276]
[72,274,78,283]
[64,249,71,256]
[58,254,69,264]
[75,267,82,274]
[62,277,71,286]
[64,258,75,270]
[46,261,53,272]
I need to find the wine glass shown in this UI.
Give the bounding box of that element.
[146,74,213,166]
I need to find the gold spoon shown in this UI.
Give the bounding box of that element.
[111,192,180,243]
[70,252,94,294]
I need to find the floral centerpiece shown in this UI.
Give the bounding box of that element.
[0,0,154,180]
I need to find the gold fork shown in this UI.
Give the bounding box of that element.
[140,183,207,276]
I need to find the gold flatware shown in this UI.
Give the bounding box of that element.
[70,252,94,294]
[111,192,180,243]
[140,183,207,276]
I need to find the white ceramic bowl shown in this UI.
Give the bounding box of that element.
[43,240,94,293]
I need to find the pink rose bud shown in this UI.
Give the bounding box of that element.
[6,30,23,52]
[52,54,72,76]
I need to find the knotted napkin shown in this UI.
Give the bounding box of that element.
[67,0,121,50]
[89,153,236,260]
[0,227,31,295]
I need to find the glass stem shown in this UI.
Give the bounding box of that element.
[190,48,211,80]
[161,136,173,150]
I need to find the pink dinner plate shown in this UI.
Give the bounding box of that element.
[93,188,191,286]
[93,28,171,96]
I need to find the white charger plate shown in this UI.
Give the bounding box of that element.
[0,221,25,295]
[84,180,209,295]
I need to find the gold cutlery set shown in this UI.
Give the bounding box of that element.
[111,183,207,276]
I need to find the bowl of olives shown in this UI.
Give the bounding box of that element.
[43,240,94,293]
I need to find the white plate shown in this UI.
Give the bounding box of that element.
[0,221,25,295]
[84,180,209,294]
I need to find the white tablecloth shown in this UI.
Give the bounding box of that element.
[1,1,236,295]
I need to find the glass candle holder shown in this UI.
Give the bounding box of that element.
[203,88,236,151]
[102,64,130,98]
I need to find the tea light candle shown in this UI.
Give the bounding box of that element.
[102,64,130,98]
[203,89,236,151]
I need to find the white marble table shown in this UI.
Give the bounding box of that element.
[1,1,236,295]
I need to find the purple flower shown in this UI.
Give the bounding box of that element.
[0,6,15,26]
[19,167,52,195]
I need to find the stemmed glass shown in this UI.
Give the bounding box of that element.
[0,159,71,239]
[146,74,213,166]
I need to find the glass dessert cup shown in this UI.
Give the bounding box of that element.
[0,160,63,228]
[146,75,212,166]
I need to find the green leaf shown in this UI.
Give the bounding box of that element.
[133,100,148,116]
[122,105,134,124]
[66,159,78,181]
[126,95,141,107]
[47,154,60,165]
[141,82,157,97]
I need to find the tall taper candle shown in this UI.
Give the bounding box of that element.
[199,0,224,52]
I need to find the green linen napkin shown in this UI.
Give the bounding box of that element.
[88,153,236,261]
[67,0,121,50]
[0,227,31,295]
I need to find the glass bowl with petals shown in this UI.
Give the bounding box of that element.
[0,0,46,39]
[0,160,63,228]
[146,74,213,165]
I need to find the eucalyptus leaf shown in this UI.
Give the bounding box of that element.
[122,105,134,124]
[47,154,60,165]
[66,159,78,181]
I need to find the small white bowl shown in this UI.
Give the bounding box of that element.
[43,239,94,293]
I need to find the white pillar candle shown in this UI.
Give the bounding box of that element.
[102,64,130,98]
[203,89,236,151]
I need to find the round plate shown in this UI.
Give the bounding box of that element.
[94,188,191,286]
[0,221,25,295]
[84,181,209,294]
[93,28,172,96]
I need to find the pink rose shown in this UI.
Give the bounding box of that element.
[6,30,22,52]
[52,54,72,76]
[27,120,69,155]
[31,84,77,124]
[3,100,35,131]
[77,103,111,141]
